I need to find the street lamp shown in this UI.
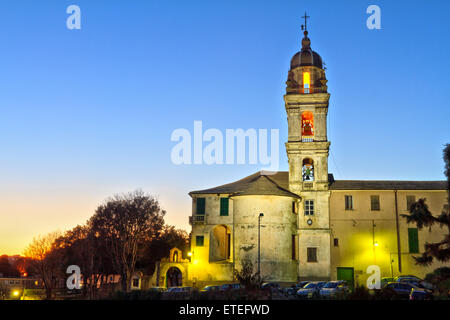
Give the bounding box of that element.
[258,213,264,281]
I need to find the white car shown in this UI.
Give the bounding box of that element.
[320,281,348,299]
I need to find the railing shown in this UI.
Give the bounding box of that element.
[286,86,327,95]
[189,215,206,225]
[302,137,314,142]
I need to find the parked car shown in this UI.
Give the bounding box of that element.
[166,286,194,293]
[320,281,349,299]
[261,282,283,293]
[386,282,423,299]
[410,287,433,300]
[149,287,167,292]
[295,281,310,289]
[394,275,422,283]
[380,277,394,288]
[220,283,243,291]
[201,285,221,292]
[297,281,326,299]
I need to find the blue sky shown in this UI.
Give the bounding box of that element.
[0,0,449,254]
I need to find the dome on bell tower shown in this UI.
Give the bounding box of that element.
[290,30,323,69]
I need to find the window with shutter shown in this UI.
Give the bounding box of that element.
[196,198,205,215]
[408,228,419,253]
[196,235,204,247]
[220,198,229,216]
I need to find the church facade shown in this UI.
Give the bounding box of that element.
[159,25,448,289]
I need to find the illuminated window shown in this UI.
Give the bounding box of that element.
[304,200,314,215]
[301,112,314,138]
[302,158,314,181]
[303,72,310,94]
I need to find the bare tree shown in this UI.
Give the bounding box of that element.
[23,231,62,299]
[89,190,165,292]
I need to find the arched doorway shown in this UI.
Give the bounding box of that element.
[210,225,231,262]
[166,267,182,287]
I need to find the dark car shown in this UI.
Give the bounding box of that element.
[386,282,422,299]
[201,285,221,292]
[220,283,243,291]
[380,277,394,288]
[295,281,310,289]
[261,282,282,293]
[394,275,422,283]
[410,287,433,300]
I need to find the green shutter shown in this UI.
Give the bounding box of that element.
[220,198,229,216]
[196,235,204,247]
[408,228,419,253]
[196,198,205,215]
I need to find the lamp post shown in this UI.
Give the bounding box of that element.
[258,213,264,281]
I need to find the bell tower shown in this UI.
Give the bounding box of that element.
[285,15,331,280]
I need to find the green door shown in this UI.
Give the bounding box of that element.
[337,267,354,291]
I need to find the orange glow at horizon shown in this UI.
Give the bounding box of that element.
[0,185,191,256]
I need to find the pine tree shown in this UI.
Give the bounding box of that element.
[402,144,450,265]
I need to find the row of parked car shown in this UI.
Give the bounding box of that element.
[381,275,433,300]
[157,274,434,300]
[289,275,434,300]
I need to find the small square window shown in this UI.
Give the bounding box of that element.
[334,238,339,247]
[304,200,314,216]
[307,247,317,262]
[370,195,380,211]
[132,278,139,287]
[196,235,204,247]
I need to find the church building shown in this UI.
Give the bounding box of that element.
[157,22,449,289]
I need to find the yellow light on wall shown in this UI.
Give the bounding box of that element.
[187,252,192,257]
[374,241,379,247]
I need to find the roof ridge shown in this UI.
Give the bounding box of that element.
[262,175,301,198]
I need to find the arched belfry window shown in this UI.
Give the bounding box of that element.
[303,72,310,94]
[301,111,314,139]
[302,158,314,181]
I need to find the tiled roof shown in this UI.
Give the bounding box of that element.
[189,171,447,196]
[189,171,300,198]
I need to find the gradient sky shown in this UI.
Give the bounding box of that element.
[1,0,449,255]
